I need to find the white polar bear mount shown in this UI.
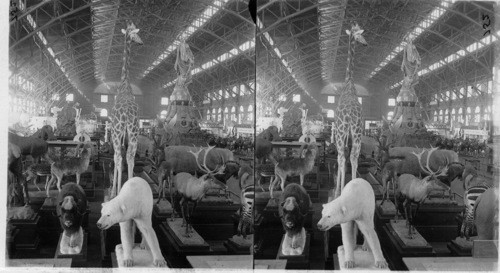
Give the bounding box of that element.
[97,177,167,267]
[317,178,388,269]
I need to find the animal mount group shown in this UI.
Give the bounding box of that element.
[45,143,92,198]
[395,148,449,238]
[172,146,228,237]
[269,143,318,198]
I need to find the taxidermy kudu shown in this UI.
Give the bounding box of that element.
[46,143,92,197]
[156,145,238,204]
[269,143,318,198]
[173,146,227,237]
[396,147,449,238]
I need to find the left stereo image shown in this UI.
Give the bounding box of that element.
[7,0,255,269]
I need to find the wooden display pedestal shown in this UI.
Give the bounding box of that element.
[224,235,253,254]
[375,200,397,223]
[276,233,311,269]
[160,218,211,253]
[153,199,173,225]
[10,214,41,251]
[38,197,62,244]
[447,237,474,256]
[386,220,434,253]
[111,244,161,268]
[186,255,253,269]
[55,232,88,267]
[381,220,435,270]
[28,188,59,205]
[100,222,142,263]
[409,198,463,243]
[335,245,390,270]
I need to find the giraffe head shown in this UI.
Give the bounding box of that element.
[121,21,143,45]
[346,22,367,46]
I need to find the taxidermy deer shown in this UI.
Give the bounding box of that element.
[24,163,53,192]
[156,145,238,203]
[269,143,318,198]
[378,143,462,201]
[396,147,448,239]
[172,146,227,237]
[46,143,92,198]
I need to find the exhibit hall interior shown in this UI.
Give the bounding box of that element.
[7,0,255,269]
[5,0,500,271]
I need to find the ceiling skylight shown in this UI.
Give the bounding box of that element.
[141,0,229,79]
[19,1,91,104]
[162,39,254,88]
[369,1,454,79]
[390,31,499,90]
[257,17,324,111]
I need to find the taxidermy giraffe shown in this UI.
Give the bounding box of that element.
[110,21,143,198]
[333,22,367,198]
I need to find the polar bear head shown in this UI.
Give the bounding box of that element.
[96,201,127,230]
[316,199,349,231]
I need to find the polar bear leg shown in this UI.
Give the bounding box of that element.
[341,221,356,268]
[281,233,292,255]
[356,220,387,268]
[119,220,135,267]
[135,218,167,267]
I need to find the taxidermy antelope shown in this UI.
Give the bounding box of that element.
[46,143,92,198]
[269,143,318,198]
[396,147,448,239]
[172,146,227,237]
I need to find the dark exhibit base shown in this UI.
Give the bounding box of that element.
[100,223,142,266]
[447,237,473,256]
[276,233,311,269]
[55,232,88,267]
[380,220,435,270]
[160,218,210,253]
[152,199,173,226]
[224,235,252,254]
[10,214,41,252]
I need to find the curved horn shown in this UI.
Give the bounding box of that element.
[299,143,306,158]
[189,148,210,173]
[412,149,431,175]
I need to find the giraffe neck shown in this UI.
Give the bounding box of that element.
[345,34,355,85]
[119,37,132,95]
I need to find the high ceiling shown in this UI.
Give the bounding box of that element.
[256,0,497,115]
[9,0,254,114]
[8,0,498,118]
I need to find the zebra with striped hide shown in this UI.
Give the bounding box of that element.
[237,165,254,238]
[460,167,493,240]
[461,185,490,239]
